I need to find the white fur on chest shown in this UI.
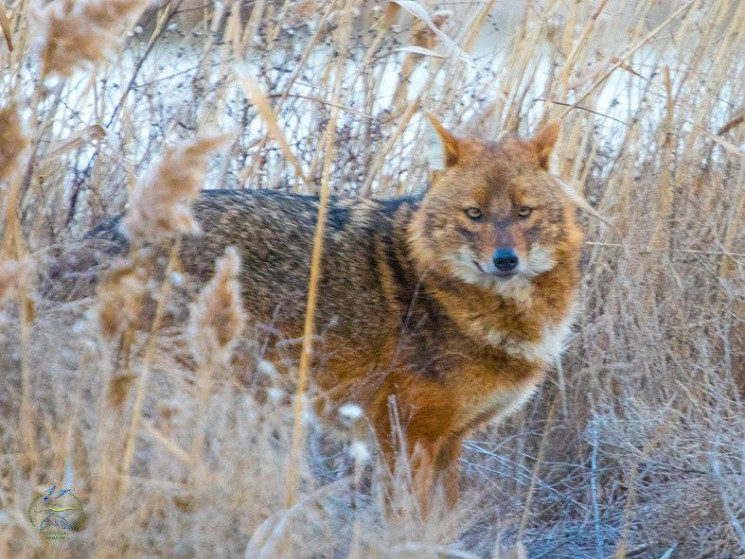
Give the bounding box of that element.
[487,380,542,423]
[457,377,542,434]
[485,309,576,365]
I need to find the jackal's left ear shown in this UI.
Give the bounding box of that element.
[531,121,560,170]
[425,114,460,171]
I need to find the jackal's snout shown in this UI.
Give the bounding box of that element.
[475,242,524,279]
[492,248,519,273]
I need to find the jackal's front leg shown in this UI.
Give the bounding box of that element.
[377,431,462,517]
[371,378,459,517]
[375,428,440,517]
[434,436,463,507]
[410,436,464,514]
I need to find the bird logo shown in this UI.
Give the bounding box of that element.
[28,485,84,540]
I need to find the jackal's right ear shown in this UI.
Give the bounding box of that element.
[425,114,460,171]
[531,121,561,170]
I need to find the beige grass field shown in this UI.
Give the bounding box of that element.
[1,0,744,557]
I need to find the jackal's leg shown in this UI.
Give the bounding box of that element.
[370,373,457,517]
[376,431,441,517]
[434,436,463,508]
[373,412,455,517]
[404,434,464,515]
[409,438,441,515]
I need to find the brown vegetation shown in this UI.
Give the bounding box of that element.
[0,0,743,557]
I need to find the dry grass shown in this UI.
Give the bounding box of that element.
[1,0,744,557]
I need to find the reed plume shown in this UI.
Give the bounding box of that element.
[35,0,150,78]
[188,246,246,368]
[0,103,28,181]
[122,134,231,244]
[188,246,246,463]
[94,260,146,341]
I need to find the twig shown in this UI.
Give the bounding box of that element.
[603,543,653,559]
[269,93,375,119]
[246,477,352,558]
[389,543,482,559]
[711,452,745,548]
[535,98,629,126]
[285,0,350,507]
[583,241,745,259]
[518,402,557,539]
[716,111,744,136]
[658,542,679,559]
[590,422,603,559]
[107,0,184,128]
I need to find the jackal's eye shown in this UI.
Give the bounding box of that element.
[464,207,483,220]
[517,206,533,218]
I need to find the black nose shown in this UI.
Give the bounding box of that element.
[493,248,519,272]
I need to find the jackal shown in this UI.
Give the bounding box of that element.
[174,116,583,512]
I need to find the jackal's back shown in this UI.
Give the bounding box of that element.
[184,190,420,343]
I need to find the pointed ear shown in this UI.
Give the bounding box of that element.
[425,114,460,171]
[532,121,560,170]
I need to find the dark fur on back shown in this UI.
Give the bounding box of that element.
[185,190,426,348]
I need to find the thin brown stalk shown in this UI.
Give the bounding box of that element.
[716,111,745,136]
[558,0,611,92]
[0,4,12,51]
[237,71,311,189]
[0,104,36,472]
[286,0,353,508]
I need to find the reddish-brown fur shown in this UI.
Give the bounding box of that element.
[162,117,584,514]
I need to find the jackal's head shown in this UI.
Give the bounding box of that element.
[410,116,582,295]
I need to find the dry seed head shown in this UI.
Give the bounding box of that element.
[35,0,150,78]
[122,134,231,243]
[107,373,137,408]
[189,247,246,367]
[348,441,370,464]
[410,11,450,52]
[338,403,364,422]
[0,103,28,181]
[94,259,146,341]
